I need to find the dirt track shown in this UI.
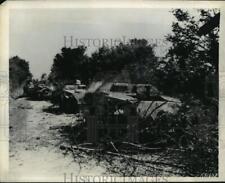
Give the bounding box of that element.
[9,98,108,181]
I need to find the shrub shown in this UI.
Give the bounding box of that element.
[153,97,218,176]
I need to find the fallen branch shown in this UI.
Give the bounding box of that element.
[110,141,119,153]
[76,142,94,147]
[167,147,186,152]
[68,145,185,169]
[104,150,187,176]
[120,141,162,151]
[109,141,137,176]
[68,145,83,174]
[104,151,184,169]
[61,144,188,176]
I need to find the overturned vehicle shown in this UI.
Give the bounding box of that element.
[83,82,181,143]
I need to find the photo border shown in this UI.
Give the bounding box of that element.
[1,0,225,182]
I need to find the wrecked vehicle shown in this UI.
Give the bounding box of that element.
[60,81,87,113]
[24,81,36,97]
[84,82,181,143]
[36,84,54,100]
[24,81,54,100]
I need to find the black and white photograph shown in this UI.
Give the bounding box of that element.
[0,1,225,182]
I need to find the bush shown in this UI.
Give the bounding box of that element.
[152,97,218,176]
[139,96,218,176]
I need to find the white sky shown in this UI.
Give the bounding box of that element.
[10,8,177,78]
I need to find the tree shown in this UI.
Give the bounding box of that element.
[156,9,219,99]
[49,39,158,85]
[90,39,158,83]
[9,56,32,97]
[49,46,89,83]
[151,9,220,176]
[9,56,32,86]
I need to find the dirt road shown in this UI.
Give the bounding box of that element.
[9,98,108,181]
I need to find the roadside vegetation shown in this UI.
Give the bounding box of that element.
[9,56,32,98]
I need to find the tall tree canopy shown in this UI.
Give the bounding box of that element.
[156,9,219,98]
[49,39,158,84]
[49,46,89,82]
[90,39,158,83]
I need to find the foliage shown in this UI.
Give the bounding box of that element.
[139,9,219,176]
[155,9,219,98]
[49,39,158,84]
[9,56,32,95]
[152,97,218,176]
[49,46,89,83]
[90,39,157,83]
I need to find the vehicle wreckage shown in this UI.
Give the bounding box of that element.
[24,81,54,100]
[59,80,87,113]
[83,82,181,143]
